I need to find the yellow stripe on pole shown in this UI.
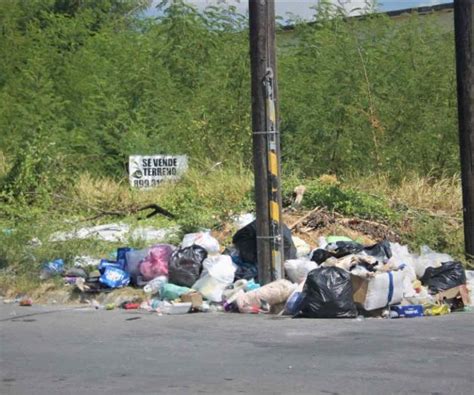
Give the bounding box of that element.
[270,200,280,222]
[272,250,283,279]
[268,151,278,176]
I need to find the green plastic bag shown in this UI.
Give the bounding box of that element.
[160,283,191,301]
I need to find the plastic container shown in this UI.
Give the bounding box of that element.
[165,302,192,315]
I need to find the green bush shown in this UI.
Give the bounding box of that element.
[283,178,396,222]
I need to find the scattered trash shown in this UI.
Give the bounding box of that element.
[50,223,130,243]
[292,236,311,258]
[192,255,236,302]
[232,220,296,265]
[99,266,130,289]
[143,275,168,294]
[130,226,178,243]
[351,271,404,311]
[73,255,101,268]
[50,223,176,243]
[19,298,33,307]
[298,267,357,318]
[423,303,450,316]
[465,271,474,306]
[139,244,174,280]
[125,248,150,281]
[181,231,220,255]
[421,261,466,293]
[168,245,207,287]
[284,259,317,284]
[181,291,203,309]
[40,259,65,280]
[284,282,305,316]
[160,283,192,300]
[99,259,124,274]
[165,302,192,315]
[31,215,469,322]
[123,302,140,310]
[390,304,424,318]
[236,279,295,314]
[232,213,255,230]
[64,267,87,278]
[434,284,471,310]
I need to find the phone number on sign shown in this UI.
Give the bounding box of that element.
[133,179,163,188]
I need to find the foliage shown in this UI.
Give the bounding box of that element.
[283,177,396,221]
[0,0,459,182]
[280,3,457,177]
[0,0,466,278]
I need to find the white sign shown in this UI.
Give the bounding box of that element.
[129,155,188,188]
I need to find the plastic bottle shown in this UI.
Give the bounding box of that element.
[143,275,168,294]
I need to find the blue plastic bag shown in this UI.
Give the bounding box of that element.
[98,259,123,274]
[99,266,130,288]
[43,259,65,274]
[116,247,133,270]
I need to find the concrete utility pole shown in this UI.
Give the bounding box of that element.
[249,0,284,284]
[454,0,474,261]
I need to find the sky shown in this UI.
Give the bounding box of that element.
[149,0,452,19]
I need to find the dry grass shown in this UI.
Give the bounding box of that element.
[72,166,254,223]
[73,172,158,211]
[348,173,462,216]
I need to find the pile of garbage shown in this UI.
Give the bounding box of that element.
[38,219,473,318]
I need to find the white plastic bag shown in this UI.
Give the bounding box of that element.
[466,270,474,307]
[413,245,451,278]
[181,231,220,254]
[284,259,317,284]
[192,255,236,302]
[233,213,255,230]
[355,271,405,311]
[292,236,311,258]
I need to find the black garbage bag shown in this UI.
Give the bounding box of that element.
[326,241,364,258]
[232,220,296,265]
[310,241,364,265]
[234,263,258,281]
[168,245,207,287]
[363,240,392,262]
[298,267,357,318]
[310,249,333,265]
[421,261,466,293]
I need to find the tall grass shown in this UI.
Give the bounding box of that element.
[347,173,462,215]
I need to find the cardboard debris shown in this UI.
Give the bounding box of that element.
[181,291,203,308]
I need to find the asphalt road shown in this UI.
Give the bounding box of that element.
[0,304,473,395]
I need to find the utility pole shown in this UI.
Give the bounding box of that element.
[249,0,284,284]
[454,0,474,261]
